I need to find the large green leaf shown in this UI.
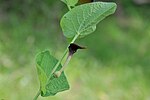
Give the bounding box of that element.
[36,50,70,97]
[60,2,117,38]
[61,0,78,6]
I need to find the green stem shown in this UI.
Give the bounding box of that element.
[50,48,68,75]
[67,5,71,11]
[33,89,41,100]
[46,3,77,84]
[46,33,79,85]
[34,4,75,99]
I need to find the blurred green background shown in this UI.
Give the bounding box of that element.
[0,0,150,100]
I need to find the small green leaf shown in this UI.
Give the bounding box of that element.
[61,0,78,6]
[60,2,117,38]
[36,50,70,97]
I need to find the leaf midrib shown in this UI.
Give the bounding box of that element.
[78,3,116,34]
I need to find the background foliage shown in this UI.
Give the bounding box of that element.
[0,0,150,100]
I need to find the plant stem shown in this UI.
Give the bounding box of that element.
[50,48,68,75]
[59,54,72,73]
[47,33,79,84]
[67,5,71,11]
[33,89,41,100]
[34,2,75,98]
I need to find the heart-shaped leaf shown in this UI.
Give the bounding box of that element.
[36,50,70,97]
[61,0,78,6]
[60,2,117,38]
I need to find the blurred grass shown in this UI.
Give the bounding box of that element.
[0,1,150,100]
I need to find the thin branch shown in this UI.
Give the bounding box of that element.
[33,89,41,100]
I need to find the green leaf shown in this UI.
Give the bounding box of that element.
[36,50,70,97]
[61,0,78,6]
[60,2,117,38]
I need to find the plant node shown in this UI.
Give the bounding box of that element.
[54,71,61,78]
